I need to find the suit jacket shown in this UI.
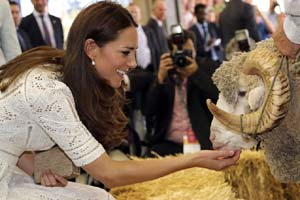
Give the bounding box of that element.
[17,28,32,52]
[144,68,219,150]
[144,18,169,73]
[219,0,260,48]
[189,22,223,62]
[19,13,64,49]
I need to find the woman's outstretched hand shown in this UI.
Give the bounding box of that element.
[192,150,241,171]
[40,169,68,187]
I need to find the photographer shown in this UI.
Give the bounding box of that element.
[144,28,219,157]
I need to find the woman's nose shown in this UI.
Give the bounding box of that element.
[128,56,137,69]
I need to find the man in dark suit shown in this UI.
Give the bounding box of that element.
[144,30,219,157]
[190,3,223,63]
[19,0,64,49]
[9,1,32,52]
[144,0,169,73]
[219,0,260,49]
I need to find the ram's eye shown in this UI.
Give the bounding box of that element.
[238,91,246,97]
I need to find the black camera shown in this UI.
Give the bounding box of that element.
[235,29,251,52]
[170,24,192,68]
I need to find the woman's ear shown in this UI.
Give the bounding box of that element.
[84,39,98,60]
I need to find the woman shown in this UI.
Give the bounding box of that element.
[0,2,240,199]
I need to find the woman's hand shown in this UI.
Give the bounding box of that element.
[40,169,68,187]
[157,53,174,84]
[191,150,241,171]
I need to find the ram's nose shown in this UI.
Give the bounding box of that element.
[210,132,216,142]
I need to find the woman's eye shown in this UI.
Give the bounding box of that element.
[238,91,246,97]
[122,51,130,56]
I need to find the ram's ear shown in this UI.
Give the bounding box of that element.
[248,86,265,111]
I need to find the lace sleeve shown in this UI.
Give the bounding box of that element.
[24,68,105,167]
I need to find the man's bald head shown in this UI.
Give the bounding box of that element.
[127,3,141,24]
[152,0,167,21]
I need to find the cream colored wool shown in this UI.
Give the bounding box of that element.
[212,39,300,182]
[225,150,300,200]
[212,52,261,105]
[110,152,300,200]
[111,157,241,200]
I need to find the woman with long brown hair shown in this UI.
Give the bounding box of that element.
[0,2,240,199]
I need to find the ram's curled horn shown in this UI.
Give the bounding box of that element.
[207,41,291,134]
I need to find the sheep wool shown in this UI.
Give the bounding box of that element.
[225,150,300,200]
[110,152,300,199]
[212,38,300,182]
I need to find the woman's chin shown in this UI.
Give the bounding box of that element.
[108,80,123,89]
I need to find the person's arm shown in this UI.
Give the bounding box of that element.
[273,14,300,58]
[83,150,240,188]
[0,0,21,63]
[254,6,275,34]
[273,1,300,58]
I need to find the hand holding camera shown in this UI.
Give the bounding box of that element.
[158,53,174,84]
[158,24,198,84]
[176,56,198,78]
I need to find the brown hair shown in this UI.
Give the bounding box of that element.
[0,1,137,151]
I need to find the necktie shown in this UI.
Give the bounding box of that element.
[201,24,207,40]
[39,14,52,46]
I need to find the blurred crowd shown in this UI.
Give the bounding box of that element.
[1,0,283,158]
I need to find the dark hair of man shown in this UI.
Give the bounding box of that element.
[8,0,19,6]
[194,3,206,14]
[168,29,197,51]
[0,2,138,151]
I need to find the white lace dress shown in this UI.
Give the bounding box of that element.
[0,66,116,200]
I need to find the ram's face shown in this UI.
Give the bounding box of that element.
[210,85,265,150]
[208,40,291,150]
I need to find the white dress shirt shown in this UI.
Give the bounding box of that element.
[136,25,151,69]
[283,0,300,44]
[33,10,56,48]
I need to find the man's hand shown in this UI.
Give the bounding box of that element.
[176,56,198,77]
[273,14,300,59]
[157,53,174,84]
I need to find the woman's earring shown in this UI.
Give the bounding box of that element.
[91,59,95,66]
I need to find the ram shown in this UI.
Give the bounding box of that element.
[207,39,300,182]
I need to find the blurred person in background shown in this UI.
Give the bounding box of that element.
[0,2,240,199]
[145,0,169,73]
[0,0,21,65]
[126,3,154,155]
[254,5,275,40]
[182,0,196,29]
[266,1,280,29]
[219,0,260,49]
[144,30,219,156]
[19,0,64,49]
[211,0,225,24]
[190,4,223,64]
[273,0,300,58]
[9,1,32,52]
